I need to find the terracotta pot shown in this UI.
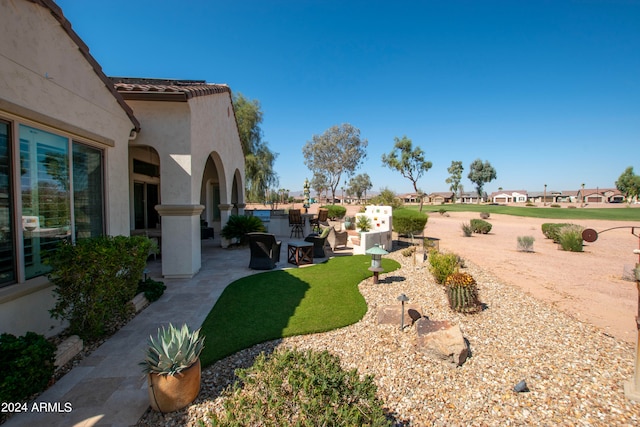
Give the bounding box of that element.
[147,358,201,413]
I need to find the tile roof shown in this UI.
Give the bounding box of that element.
[111,78,231,101]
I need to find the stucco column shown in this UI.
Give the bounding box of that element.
[236,203,246,216]
[155,204,204,278]
[218,203,233,248]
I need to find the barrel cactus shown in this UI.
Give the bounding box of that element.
[445,272,481,314]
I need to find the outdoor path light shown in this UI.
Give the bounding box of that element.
[583,226,640,402]
[397,293,409,330]
[366,244,388,284]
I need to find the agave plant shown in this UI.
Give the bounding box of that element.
[140,323,205,376]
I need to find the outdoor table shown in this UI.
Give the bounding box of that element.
[287,241,313,266]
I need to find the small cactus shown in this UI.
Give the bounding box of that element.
[445,272,481,313]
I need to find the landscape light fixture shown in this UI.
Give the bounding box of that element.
[397,293,409,330]
[366,244,388,284]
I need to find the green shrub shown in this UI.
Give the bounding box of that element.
[393,208,428,235]
[356,215,372,232]
[47,236,150,340]
[470,219,492,234]
[461,222,473,237]
[525,202,535,207]
[322,204,347,220]
[517,236,535,252]
[541,223,574,242]
[369,187,403,209]
[550,203,561,208]
[438,208,447,215]
[136,277,166,302]
[0,332,55,403]
[428,250,459,284]
[401,247,416,257]
[208,349,391,426]
[221,215,266,244]
[558,225,584,252]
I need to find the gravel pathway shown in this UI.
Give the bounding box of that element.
[138,250,640,426]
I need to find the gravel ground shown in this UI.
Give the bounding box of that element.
[138,250,640,426]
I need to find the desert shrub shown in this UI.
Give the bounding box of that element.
[438,208,447,215]
[136,277,166,302]
[221,215,265,244]
[517,236,535,252]
[550,203,561,208]
[470,219,492,234]
[401,247,416,257]
[461,222,473,237]
[323,204,347,220]
[567,205,577,209]
[445,272,481,314]
[208,349,391,426]
[428,250,459,284]
[47,235,150,340]
[0,332,55,403]
[541,223,574,243]
[393,208,428,235]
[525,202,535,207]
[479,212,490,219]
[558,225,584,252]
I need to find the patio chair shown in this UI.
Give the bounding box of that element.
[288,209,304,238]
[247,232,282,270]
[309,208,329,233]
[304,225,332,258]
[327,226,349,251]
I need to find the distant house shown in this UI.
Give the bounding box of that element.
[0,0,245,336]
[430,191,454,204]
[577,188,624,204]
[399,193,425,204]
[490,190,528,203]
[458,192,484,204]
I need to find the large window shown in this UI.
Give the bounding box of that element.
[0,121,15,285]
[0,124,107,285]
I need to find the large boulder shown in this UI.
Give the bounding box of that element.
[415,318,468,366]
[377,304,423,328]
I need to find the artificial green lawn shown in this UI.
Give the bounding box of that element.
[200,255,400,366]
[418,203,640,221]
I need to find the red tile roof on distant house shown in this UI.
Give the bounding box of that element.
[111,78,231,101]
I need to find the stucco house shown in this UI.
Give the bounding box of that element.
[577,188,624,204]
[490,190,528,203]
[0,0,244,336]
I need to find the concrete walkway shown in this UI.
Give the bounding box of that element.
[4,236,341,427]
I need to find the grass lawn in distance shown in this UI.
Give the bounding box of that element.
[200,255,401,366]
[417,204,640,221]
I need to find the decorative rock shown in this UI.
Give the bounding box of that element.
[131,292,149,312]
[377,304,423,328]
[415,318,468,366]
[55,335,83,368]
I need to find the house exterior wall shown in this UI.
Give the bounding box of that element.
[126,93,244,277]
[0,0,136,336]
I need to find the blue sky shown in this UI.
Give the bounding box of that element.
[56,0,639,196]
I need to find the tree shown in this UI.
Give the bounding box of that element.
[302,124,368,204]
[616,166,640,204]
[381,136,432,211]
[445,161,464,202]
[467,159,497,203]
[310,173,329,203]
[233,93,278,203]
[347,173,373,203]
[370,187,403,209]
